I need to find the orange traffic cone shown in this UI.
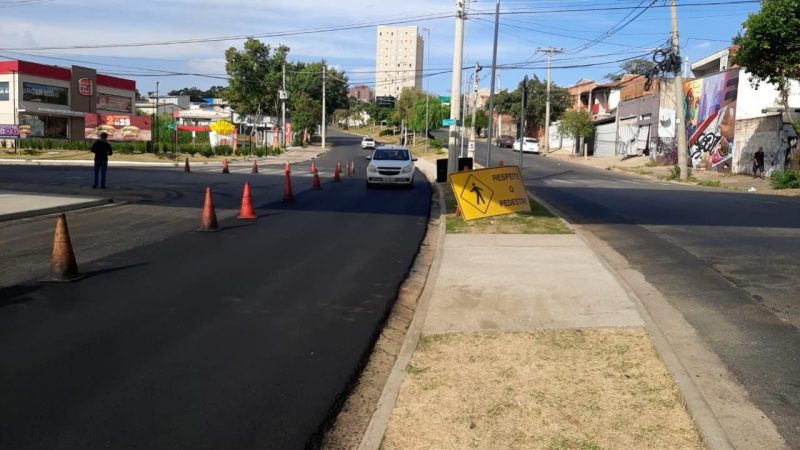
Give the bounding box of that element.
[283,169,294,203]
[349,161,355,176]
[312,170,322,190]
[198,187,220,232]
[42,213,84,282]
[334,163,341,182]
[238,182,257,219]
[284,162,291,174]
[184,157,191,173]
[311,160,317,174]
[222,158,230,174]
[252,160,259,174]
[498,160,504,167]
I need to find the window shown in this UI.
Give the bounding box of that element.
[22,82,68,105]
[21,114,68,139]
[0,82,8,101]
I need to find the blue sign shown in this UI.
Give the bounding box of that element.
[442,118,455,126]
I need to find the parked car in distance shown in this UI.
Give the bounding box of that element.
[361,136,376,150]
[365,145,417,188]
[495,135,515,148]
[512,137,540,154]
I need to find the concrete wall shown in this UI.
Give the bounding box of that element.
[736,71,800,120]
[733,114,795,176]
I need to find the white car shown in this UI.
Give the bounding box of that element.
[512,137,540,154]
[361,136,376,150]
[366,146,417,188]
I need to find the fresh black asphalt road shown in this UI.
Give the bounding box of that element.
[0,130,431,449]
[465,137,800,445]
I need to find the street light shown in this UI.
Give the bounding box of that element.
[422,27,431,154]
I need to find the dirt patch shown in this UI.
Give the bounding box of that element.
[382,329,704,450]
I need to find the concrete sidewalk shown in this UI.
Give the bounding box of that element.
[0,191,111,222]
[356,160,787,449]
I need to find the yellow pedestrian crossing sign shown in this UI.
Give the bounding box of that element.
[448,166,530,221]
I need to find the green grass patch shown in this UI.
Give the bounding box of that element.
[696,180,721,188]
[440,184,573,234]
[770,170,800,189]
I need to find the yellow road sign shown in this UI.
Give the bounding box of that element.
[448,166,530,221]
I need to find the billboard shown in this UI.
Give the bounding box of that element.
[684,69,739,172]
[84,113,152,141]
[0,124,19,138]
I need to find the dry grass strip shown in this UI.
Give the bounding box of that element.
[382,329,704,450]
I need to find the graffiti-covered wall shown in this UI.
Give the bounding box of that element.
[684,69,739,172]
[733,115,784,175]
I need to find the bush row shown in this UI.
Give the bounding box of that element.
[770,170,800,189]
[11,138,283,157]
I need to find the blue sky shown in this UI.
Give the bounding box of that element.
[0,0,761,97]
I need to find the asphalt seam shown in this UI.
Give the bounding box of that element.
[357,163,446,450]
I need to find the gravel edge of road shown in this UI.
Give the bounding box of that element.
[525,189,788,450]
[318,164,443,449]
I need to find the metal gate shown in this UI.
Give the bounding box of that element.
[594,121,617,157]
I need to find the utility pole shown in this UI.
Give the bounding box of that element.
[155,81,159,152]
[322,63,327,150]
[423,27,431,154]
[485,0,500,167]
[518,75,528,168]
[671,0,688,181]
[281,63,287,149]
[448,0,466,174]
[469,61,482,159]
[537,47,564,154]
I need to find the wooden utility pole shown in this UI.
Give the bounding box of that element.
[671,0,688,181]
[537,47,564,154]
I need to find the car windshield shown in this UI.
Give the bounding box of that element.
[373,149,410,161]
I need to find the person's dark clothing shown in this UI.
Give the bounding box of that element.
[91,140,113,188]
[753,149,765,177]
[91,140,113,161]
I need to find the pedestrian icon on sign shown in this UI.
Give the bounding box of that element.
[470,183,485,205]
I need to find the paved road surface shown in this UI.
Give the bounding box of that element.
[0,130,431,449]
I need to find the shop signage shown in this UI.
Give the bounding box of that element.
[0,124,20,138]
[23,82,69,105]
[84,113,152,141]
[78,78,93,96]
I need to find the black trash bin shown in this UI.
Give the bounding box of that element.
[458,157,473,171]
[436,158,448,183]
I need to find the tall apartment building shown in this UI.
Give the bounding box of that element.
[375,26,424,98]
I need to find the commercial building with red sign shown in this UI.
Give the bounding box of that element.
[0,59,136,140]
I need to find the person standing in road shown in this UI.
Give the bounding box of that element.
[752,146,765,179]
[91,132,113,188]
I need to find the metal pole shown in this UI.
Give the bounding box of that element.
[485,0,500,167]
[322,63,327,150]
[282,63,287,149]
[155,81,159,153]
[448,0,465,174]
[671,0,688,181]
[519,75,527,168]
[469,61,481,159]
[423,27,430,154]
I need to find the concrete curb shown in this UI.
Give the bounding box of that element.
[0,198,113,222]
[526,189,738,450]
[357,160,446,450]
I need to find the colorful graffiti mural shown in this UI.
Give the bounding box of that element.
[684,69,739,172]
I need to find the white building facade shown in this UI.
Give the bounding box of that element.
[375,26,424,98]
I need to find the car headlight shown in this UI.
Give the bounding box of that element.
[401,164,414,173]
[368,164,378,173]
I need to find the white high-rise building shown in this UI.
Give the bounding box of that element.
[375,26,424,98]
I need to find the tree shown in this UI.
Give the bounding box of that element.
[288,61,349,118]
[168,86,227,98]
[223,39,289,116]
[409,95,445,134]
[491,77,571,135]
[464,109,489,132]
[605,58,656,81]
[291,92,321,143]
[731,0,800,126]
[558,109,594,143]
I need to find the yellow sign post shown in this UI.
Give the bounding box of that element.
[448,166,530,221]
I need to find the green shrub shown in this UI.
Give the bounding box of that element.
[770,170,800,189]
[214,145,233,156]
[666,165,681,180]
[379,129,394,137]
[429,138,444,149]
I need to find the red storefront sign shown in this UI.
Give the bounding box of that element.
[78,78,93,96]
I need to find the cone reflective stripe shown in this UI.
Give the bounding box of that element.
[283,170,294,203]
[222,159,230,174]
[238,182,257,219]
[251,160,259,174]
[334,163,341,182]
[184,157,191,173]
[43,213,84,282]
[284,162,291,174]
[198,187,220,231]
